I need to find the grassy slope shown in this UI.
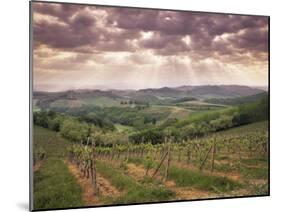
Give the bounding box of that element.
[214,120,268,136]
[33,126,71,157]
[128,157,240,193]
[204,92,268,105]
[34,158,83,210]
[33,126,83,210]
[49,96,122,109]
[32,120,268,209]
[166,166,241,192]
[128,121,268,193]
[114,124,135,133]
[96,161,175,204]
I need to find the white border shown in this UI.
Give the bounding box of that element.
[1,1,279,212]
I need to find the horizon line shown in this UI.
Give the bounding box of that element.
[33,84,268,93]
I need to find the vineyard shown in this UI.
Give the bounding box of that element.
[33,121,269,210]
[30,3,270,210]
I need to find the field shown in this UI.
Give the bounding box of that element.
[33,127,83,209]
[32,86,269,210]
[33,120,268,210]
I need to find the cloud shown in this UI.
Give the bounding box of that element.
[33,2,268,59]
[32,2,269,91]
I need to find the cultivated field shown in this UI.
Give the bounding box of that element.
[33,86,269,210]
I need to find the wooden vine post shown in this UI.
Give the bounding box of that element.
[211,138,216,172]
[178,141,183,162]
[141,136,145,157]
[199,144,213,171]
[262,141,268,159]
[151,136,168,179]
[91,137,98,195]
[164,137,172,182]
[151,151,168,178]
[78,139,83,172]
[186,140,191,164]
[111,143,116,161]
[237,143,242,172]
[126,140,130,161]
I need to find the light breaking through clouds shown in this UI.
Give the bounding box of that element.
[32,2,269,91]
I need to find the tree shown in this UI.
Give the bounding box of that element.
[60,119,89,142]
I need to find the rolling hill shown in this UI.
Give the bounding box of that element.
[33,85,266,110]
[204,92,268,105]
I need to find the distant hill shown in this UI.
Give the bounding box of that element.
[138,87,186,99]
[253,86,268,91]
[125,85,265,101]
[182,85,264,99]
[33,85,266,109]
[204,92,268,105]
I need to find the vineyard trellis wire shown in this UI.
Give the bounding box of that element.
[67,123,268,190]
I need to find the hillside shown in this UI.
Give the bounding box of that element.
[204,92,268,105]
[33,85,265,110]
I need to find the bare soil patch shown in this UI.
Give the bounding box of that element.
[33,161,43,172]
[126,163,147,180]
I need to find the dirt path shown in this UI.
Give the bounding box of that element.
[126,163,214,200]
[65,160,121,206]
[97,173,122,198]
[126,163,147,181]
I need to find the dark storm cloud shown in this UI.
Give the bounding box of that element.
[33,2,85,23]
[33,2,268,61]
[105,7,268,58]
[33,3,98,49]
[228,28,268,52]
[140,33,176,49]
[106,8,159,31]
[108,8,267,37]
[32,2,268,91]
[33,3,142,53]
[107,8,199,35]
[206,15,266,36]
[34,19,99,49]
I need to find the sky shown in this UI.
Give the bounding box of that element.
[32,2,269,91]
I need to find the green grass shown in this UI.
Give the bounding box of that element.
[215,121,268,136]
[96,161,136,190]
[128,157,240,193]
[182,107,235,122]
[115,186,174,204]
[216,155,230,160]
[165,166,241,193]
[241,158,268,166]
[114,124,135,133]
[128,157,156,167]
[214,163,236,172]
[96,161,175,204]
[249,184,269,195]
[33,126,83,210]
[241,167,268,179]
[34,126,71,158]
[34,158,83,210]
